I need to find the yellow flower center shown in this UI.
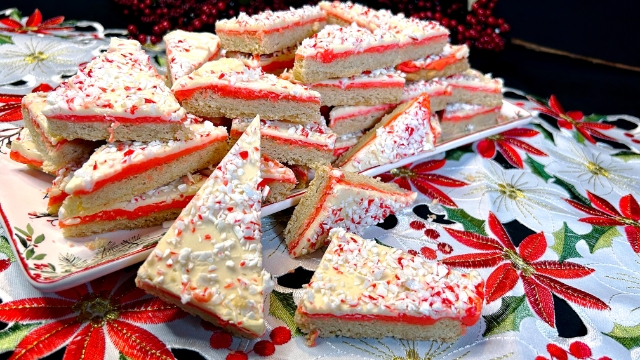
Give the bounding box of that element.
[586,161,610,178]
[390,167,415,178]
[24,51,49,64]
[497,183,525,200]
[74,296,119,327]
[504,249,535,276]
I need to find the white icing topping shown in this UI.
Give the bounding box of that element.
[261,155,296,183]
[225,45,297,69]
[401,79,450,102]
[216,5,325,32]
[10,128,43,165]
[300,228,484,320]
[442,103,501,120]
[445,69,503,92]
[296,23,399,58]
[43,38,186,122]
[165,30,220,83]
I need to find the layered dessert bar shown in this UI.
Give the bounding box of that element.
[215,6,326,54]
[173,58,321,124]
[332,131,364,161]
[47,166,77,215]
[336,93,439,173]
[59,121,229,218]
[295,228,485,342]
[284,165,415,257]
[446,69,503,107]
[165,30,221,85]
[293,24,400,83]
[290,164,313,189]
[377,17,450,63]
[328,104,395,135]
[9,128,45,171]
[439,103,501,142]
[136,117,274,339]
[59,173,207,238]
[306,68,405,107]
[224,45,296,75]
[261,155,297,204]
[22,93,98,173]
[43,38,188,142]
[401,79,451,111]
[230,117,336,167]
[397,44,470,81]
[319,1,380,28]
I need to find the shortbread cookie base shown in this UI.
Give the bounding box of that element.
[61,141,229,217]
[329,107,392,135]
[439,112,498,143]
[397,38,448,64]
[403,59,470,82]
[324,14,352,27]
[46,119,188,142]
[315,86,403,107]
[265,181,296,204]
[61,208,182,238]
[181,90,320,124]
[293,52,399,84]
[449,88,503,108]
[294,311,464,342]
[136,279,262,339]
[218,20,325,54]
[230,133,333,168]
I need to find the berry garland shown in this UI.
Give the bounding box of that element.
[112,0,509,50]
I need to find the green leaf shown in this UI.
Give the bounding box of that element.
[532,124,555,145]
[25,247,34,260]
[612,151,640,162]
[269,290,303,337]
[8,8,22,22]
[32,254,46,261]
[0,236,16,262]
[574,131,586,144]
[47,263,56,272]
[119,353,133,360]
[373,238,391,248]
[552,177,590,205]
[14,227,30,238]
[33,234,44,244]
[583,114,607,123]
[444,207,487,236]
[0,34,13,45]
[15,233,28,250]
[26,224,34,236]
[0,322,41,353]
[552,223,620,262]
[524,155,552,181]
[445,145,474,161]
[603,322,640,350]
[483,295,533,336]
[154,54,167,68]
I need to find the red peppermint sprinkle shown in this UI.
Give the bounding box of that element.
[92,161,98,170]
[239,150,249,160]
[123,149,135,157]
[144,98,156,104]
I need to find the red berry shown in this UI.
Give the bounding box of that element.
[253,340,276,356]
[193,19,203,29]
[217,1,227,11]
[449,19,457,27]
[270,326,292,345]
[210,331,233,349]
[440,18,449,27]
[500,23,511,32]
[434,12,442,21]
[137,33,147,44]
[568,341,591,359]
[546,343,568,360]
[457,24,466,33]
[150,35,162,44]
[152,25,162,35]
[143,8,151,15]
[127,24,138,35]
[226,352,248,360]
[420,247,437,260]
[410,220,426,230]
[437,242,452,254]
[498,18,505,25]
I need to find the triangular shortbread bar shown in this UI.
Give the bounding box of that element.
[165,30,221,85]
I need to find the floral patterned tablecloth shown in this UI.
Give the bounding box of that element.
[2,17,640,360]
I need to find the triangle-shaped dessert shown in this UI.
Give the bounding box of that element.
[43,38,188,142]
[335,93,439,173]
[295,228,485,342]
[136,116,274,339]
[165,30,221,85]
[284,165,416,257]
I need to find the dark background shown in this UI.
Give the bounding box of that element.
[5,0,640,116]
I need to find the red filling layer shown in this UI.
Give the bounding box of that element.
[9,151,43,168]
[449,83,501,94]
[216,15,326,37]
[297,43,399,64]
[261,58,295,73]
[174,83,320,104]
[231,128,333,151]
[397,54,460,73]
[48,114,186,124]
[48,192,69,209]
[399,34,448,47]
[71,134,226,196]
[60,195,192,227]
[331,104,395,124]
[442,106,501,122]
[312,80,404,91]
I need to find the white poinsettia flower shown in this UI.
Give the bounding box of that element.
[0,34,102,86]
[544,134,640,196]
[449,159,582,232]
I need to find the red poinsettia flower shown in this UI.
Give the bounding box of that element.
[565,191,640,253]
[0,9,74,34]
[0,271,186,360]
[528,94,615,144]
[376,159,467,207]
[442,212,609,327]
[476,128,547,168]
[0,84,54,122]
